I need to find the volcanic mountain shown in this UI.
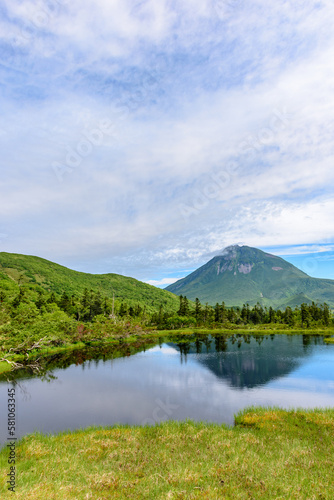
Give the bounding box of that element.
[165,245,334,308]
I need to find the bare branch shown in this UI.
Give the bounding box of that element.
[1,354,42,373]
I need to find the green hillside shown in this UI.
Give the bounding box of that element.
[166,245,334,308]
[0,252,179,313]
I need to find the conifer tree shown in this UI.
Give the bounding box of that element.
[157,304,163,325]
[119,302,128,317]
[301,303,311,328]
[177,295,183,315]
[183,296,190,316]
[47,292,57,304]
[92,291,103,317]
[59,292,71,313]
[12,288,25,308]
[214,303,220,322]
[195,298,201,321]
[323,303,330,326]
[284,306,294,326]
[269,306,276,323]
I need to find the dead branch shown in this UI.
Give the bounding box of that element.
[8,336,53,358]
[0,354,42,373]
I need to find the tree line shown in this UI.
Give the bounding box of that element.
[150,295,333,329]
[0,279,333,352]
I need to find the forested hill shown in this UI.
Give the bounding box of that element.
[0,252,179,313]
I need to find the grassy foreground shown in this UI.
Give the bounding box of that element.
[1,408,334,499]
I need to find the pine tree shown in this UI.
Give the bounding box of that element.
[134,304,142,317]
[92,291,103,317]
[59,292,71,313]
[269,306,276,323]
[157,304,163,325]
[103,297,110,316]
[301,303,311,328]
[214,303,220,322]
[183,296,190,316]
[36,291,46,310]
[323,303,330,326]
[81,288,90,309]
[177,295,184,316]
[119,303,128,317]
[221,301,226,322]
[250,308,260,324]
[195,298,201,321]
[177,295,189,316]
[47,292,57,304]
[284,306,294,326]
[241,304,250,322]
[12,288,25,308]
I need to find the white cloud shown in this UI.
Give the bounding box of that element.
[1,0,334,279]
[268,245,334,257]
[145,277,183,287]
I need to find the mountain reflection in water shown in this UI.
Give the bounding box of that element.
[168,334,321,389]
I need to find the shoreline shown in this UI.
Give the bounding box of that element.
[1,326,333,376]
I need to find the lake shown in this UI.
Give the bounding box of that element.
[1,333,334,442]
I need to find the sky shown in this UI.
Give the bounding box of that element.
[0,0,334,286]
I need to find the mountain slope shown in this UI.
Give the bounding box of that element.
[166,245,334,308]
[0,252,179,312]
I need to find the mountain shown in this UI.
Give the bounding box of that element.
[166,245,334,308]
[0,252,179,313]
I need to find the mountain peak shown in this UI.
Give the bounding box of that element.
[166,245,334,308]
[217,244,241,257]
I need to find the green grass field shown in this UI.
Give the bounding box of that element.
[1,407,333,499]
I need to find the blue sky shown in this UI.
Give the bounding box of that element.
[0,0,334,286]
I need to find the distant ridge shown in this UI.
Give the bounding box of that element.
[166,245,334,308]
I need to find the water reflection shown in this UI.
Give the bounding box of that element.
[0,334,333,440]
[0,338,158,384]
[169,334,323,388]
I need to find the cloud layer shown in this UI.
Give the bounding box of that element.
[1,0,334,281]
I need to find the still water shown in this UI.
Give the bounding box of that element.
[0,334,334,442]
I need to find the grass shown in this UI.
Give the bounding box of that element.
[0,361,10,374]
[158,325,334,336]
[0,407,333,499]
